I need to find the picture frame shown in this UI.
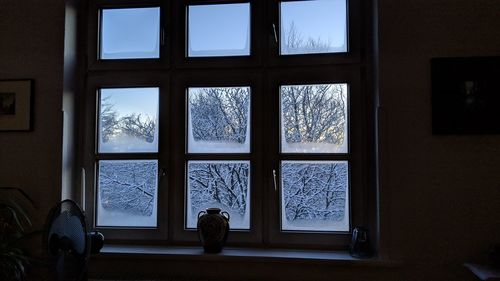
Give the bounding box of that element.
[0,79,33,131]
[431,57,500,135]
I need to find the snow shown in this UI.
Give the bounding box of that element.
[97,205,157,228]
[281,161,349,232]
[280,83,348,153]
[97,160,158,227]
[99,134,158,153]
[186,161,250,230]
[93,82,353,233]
[281,140,348,154]
[187,87,250,153]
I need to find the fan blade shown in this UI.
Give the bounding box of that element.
[56,252,83,281]
[55,254,66,281]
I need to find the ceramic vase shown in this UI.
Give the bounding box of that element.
[197,208,230,253]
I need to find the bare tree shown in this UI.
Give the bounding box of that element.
[189,162,249,216]
[282,162,347,221]
[119,114,156,143]
[100,99,157,144]
[99,161,156,216]
[281,84,346,145]
[189,87,249,144]
[100,96,119,142]
[282,22,332,54]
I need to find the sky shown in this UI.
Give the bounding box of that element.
[280,0,347,52]
[100,88,159,119]
[101,0,346,59]
[188,3,250,57]
[101,7,160,59]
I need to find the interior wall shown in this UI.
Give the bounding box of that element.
[378,0,500,277]
[0,0,499,280]
[0,0,65,227]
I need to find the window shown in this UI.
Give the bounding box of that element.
[96,87,160,228]
[187,3,251,57]
[279,0,347,55]
[100,7,161,59]
[84,0,369,250]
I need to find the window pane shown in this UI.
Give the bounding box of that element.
[280,83,348,153]
[281,161,349,232]
[100,7,160,59]
[188,87,250,153]
[98,88,159,153]
[187,161,250,230]
[188,3,250,57]
[280,0,347,55]
[97,160,158,227]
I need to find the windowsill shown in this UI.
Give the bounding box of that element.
[97,244,397,267]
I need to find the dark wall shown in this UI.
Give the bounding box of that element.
[0,0,499,280]
[378,0,500,277]
[0,0,65,227]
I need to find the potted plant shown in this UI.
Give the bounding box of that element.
[0,199,34,281]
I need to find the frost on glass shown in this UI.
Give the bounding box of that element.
[100,7,160,59]
[281,83,348,153]
[99,88,159,153]
[97,160,158,227]
[187,161,250,230]
[188,87,250,153]
[280,0,347,55]
[281,161,349,232]
[188,3,250,57]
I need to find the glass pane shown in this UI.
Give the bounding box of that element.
[97,160,158,227]
[98,88,159,153]
[188,3,250,57]
[188,87,250,153]
[281,83,348,153]
[100,7,160,59]
[280,0,347,55]
[187,161,250,230]
[281,161,349,232]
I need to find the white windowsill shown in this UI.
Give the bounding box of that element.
[98,244,396,267]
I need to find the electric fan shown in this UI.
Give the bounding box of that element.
[45,199,104,281]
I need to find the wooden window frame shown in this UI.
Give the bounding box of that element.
[82,0,370,250]
[172,0,264,69]
[87,0,169,71]
[84,72,170,241]
[266,65,367,250]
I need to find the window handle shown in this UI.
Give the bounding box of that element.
[272,169,278,192]
[160,27,165,46]
[81,167,86,212]
[159,167,167,181]
[272,23,278,44]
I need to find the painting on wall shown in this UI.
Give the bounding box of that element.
[431,57,500,135]
[0,80,33,131]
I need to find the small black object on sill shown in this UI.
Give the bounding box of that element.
[349,227,372,258]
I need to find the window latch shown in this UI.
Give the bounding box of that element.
[160,27,165,46]
[159,167,167,180]
[272,169,278,192]
[272,23,278,44]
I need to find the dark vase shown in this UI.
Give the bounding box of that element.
[197,208,230,253]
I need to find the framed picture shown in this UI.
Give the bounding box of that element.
[0,80,33,131]
[432,57,500,134]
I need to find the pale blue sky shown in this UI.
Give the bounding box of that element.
[100,0,346,59]
[281,0,346,50]
[100,88,159,118]
[188,3,250,56]
[101,7,160,59]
